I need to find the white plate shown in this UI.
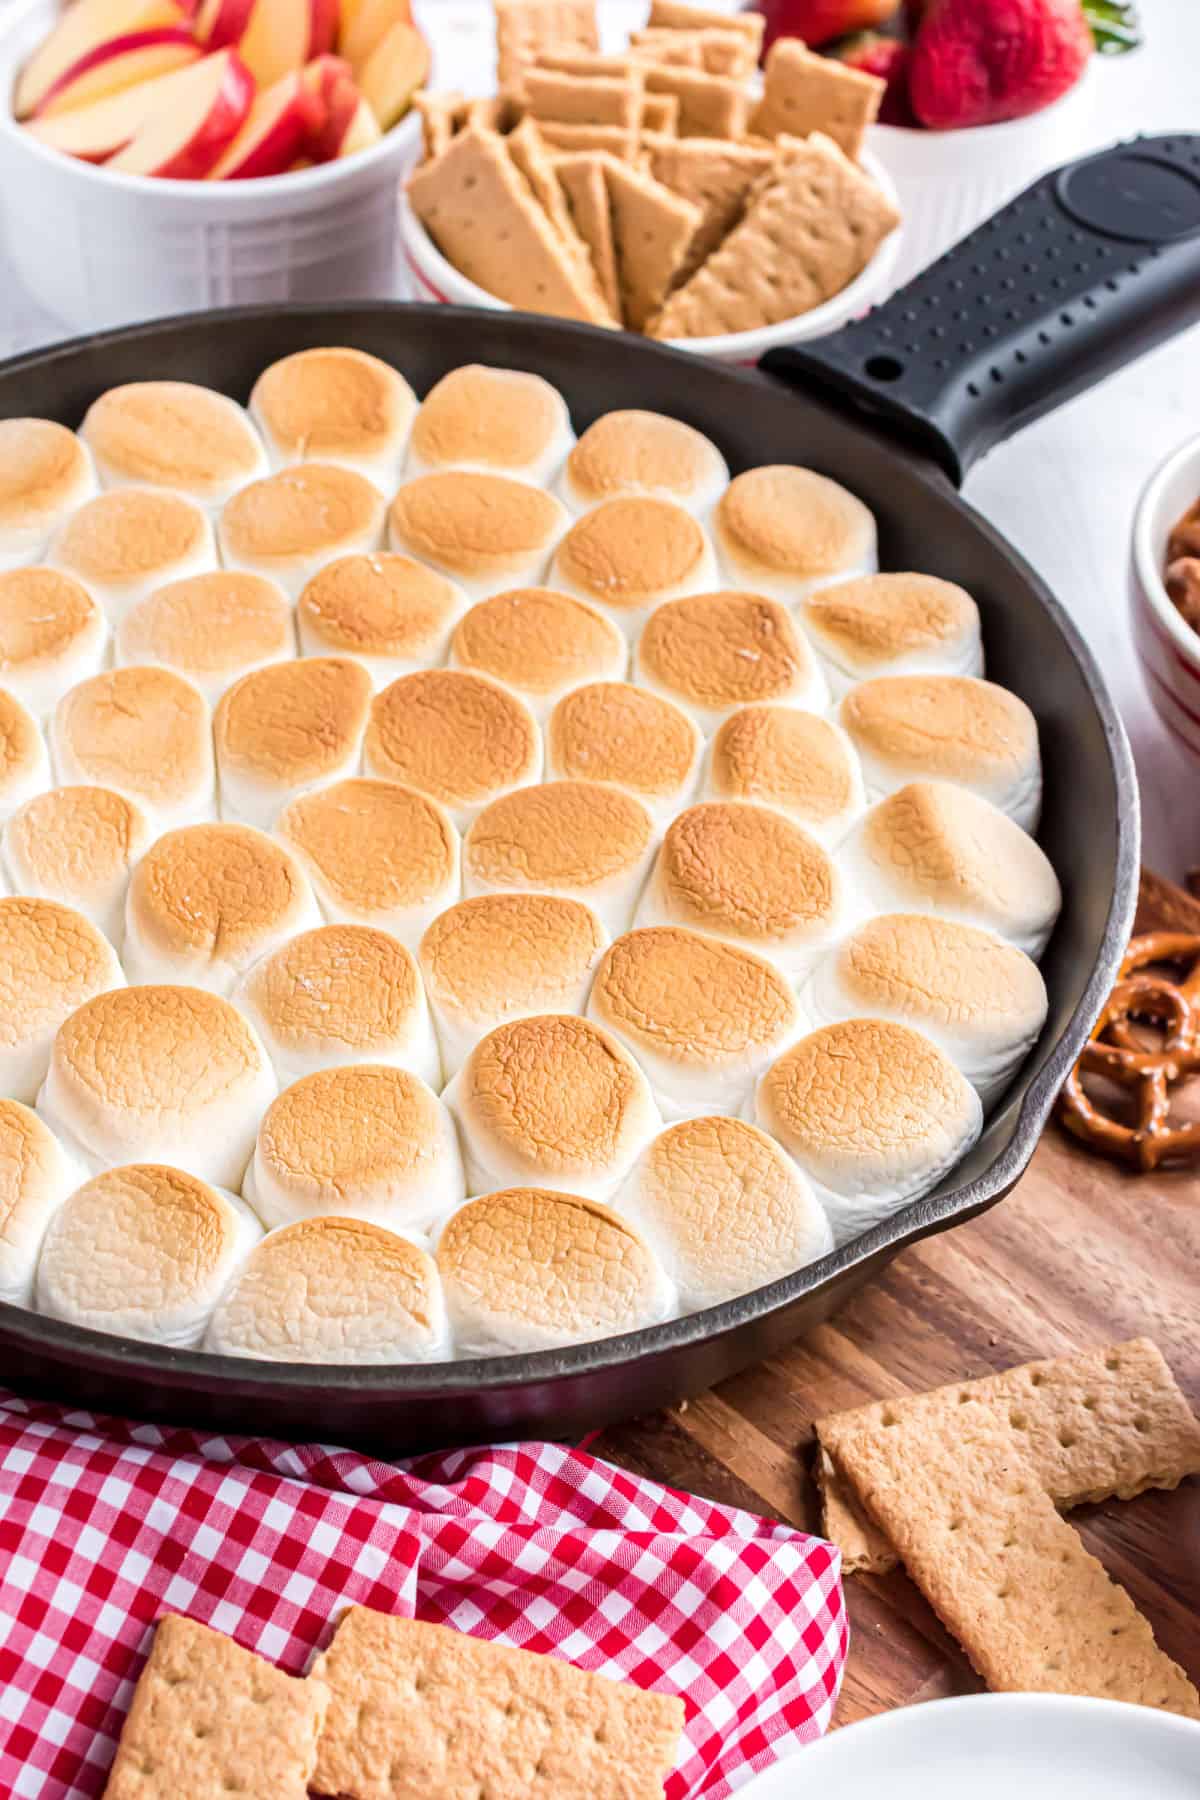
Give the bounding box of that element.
[740,1694,1200,1799]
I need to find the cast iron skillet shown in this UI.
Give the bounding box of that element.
[3,135,1198,1452]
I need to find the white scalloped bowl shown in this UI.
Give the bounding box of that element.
[1131,429,1200,766]
[399,145,902,364]
[0,0,425,332]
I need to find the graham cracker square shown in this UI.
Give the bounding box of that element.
[750,37,883,159]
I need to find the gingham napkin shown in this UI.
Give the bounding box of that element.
[0,1389,847,1799]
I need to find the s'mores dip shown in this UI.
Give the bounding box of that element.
[0,342,1062,1369]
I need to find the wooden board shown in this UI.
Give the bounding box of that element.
[595,868,1200,1724]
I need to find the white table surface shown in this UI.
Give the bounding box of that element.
[1,0,1195,874]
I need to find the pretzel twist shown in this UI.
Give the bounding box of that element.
[1058,932,1200,1170]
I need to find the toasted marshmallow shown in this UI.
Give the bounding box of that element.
[464,781,657,938]
[406,364,574,484]
[2,785,150,947]
[754,1019,982,1243]
[448,588,627,722]
[546,682,702,823]
[207,1216,448,1364]
[0,1098,87,1306]
[36,1164,262,1347]
[559,410,728,515]
[801,572,983,695]
[234,923,441,1090]
[123,823,320,996]
[213,657,372,829]
[245,1064,463,1234]
[419,893,607,1079]
[0,568,107,719]
[589,926,800,1120]
[635,590,827,731]
[388,471,568,602]
[704,705,864,847]
[0,689,51,822]
[49,487,215,625]
[0,897,123,1103]
[275,778,460,950]
[636,801,846,979]
[0,419,96,569]
[839,673,1043,831]
[548,497,718,639]
[363,670,542,830]
[52,666,214,832]
[804,913,1048,1106]
[249,346,417,489]
[436,1187,673,1354]
[613,1115,831,1311]
[80,382,268,508]
[219,464,386,602]
[713,465,876,605]
[444,1013,661,1200]
[297,553,468,687]
[841,781,1062,958]
[116,571,294,707]
[39,984,274,1188]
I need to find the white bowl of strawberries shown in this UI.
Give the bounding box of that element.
[0,0,430,330]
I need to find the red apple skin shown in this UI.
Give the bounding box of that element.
[34,28,199,117]
[310,73,360,159]
[308,0,341,60]
[298,52,353,154]
[197,0,256,45]
[759,0,900,54]
[105,49,255,177]
[14,0,186,116]
[210,73,310,176]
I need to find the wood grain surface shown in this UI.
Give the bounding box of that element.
[595,869,1200,1724]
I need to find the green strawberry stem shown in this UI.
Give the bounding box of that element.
[1082,0,1142,54]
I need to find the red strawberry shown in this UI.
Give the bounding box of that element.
[758,0,900,56]
[909,0,1091,129]
[832,31,914,124]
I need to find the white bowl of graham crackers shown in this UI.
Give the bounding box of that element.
[400,0,903,360]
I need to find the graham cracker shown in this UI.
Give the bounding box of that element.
[649,131,898,339]
[819,1337,1200,1577]
[407,128,615,326]
[629,27,703,68]
[102,1615,328,1800]
[539,120,637,160]
[642,92,680,134]
[414,89,467,162]
[556,152,622,320]
[494,0,599,95]
[605,156,703,332]
[535,50,636,76]
[750,37,883,159]
[822,1399,1200,1717]
[464,92,525,133]
[526,68,644,129]
[644,64,747,138]
[642,134,773,285]
[631,25,756,78]
[647,0,764,52]
[507,114,611,309]
[311,1608,685,1800]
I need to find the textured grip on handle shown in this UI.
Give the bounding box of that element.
[761,134,1200,486]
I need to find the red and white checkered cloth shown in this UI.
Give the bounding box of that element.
[0,1389,847,1799]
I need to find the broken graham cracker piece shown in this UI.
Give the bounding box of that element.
[643,134,774,284]
[818,1337,1200,1578]
[463,93,525,133]
[750,37,883,159]
[414,90,468,162]
[494,0,599,95]
[822,1402,1200,1717]
[535,49,636,76]
[631,25,757,78]
[507,116,610,306]
[540,120,637,160]
[642,91,680,134]
[650,131,898,340]
[311,1608,685,1800]
[526,68,644,130]
[103,1615,329,1800]
[407,129,615,326]
[556,152,622,320]
[605,157,703,332]
[629,27,704,68]
[647,0,764,53]
[644,64,747,139]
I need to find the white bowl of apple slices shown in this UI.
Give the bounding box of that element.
[0,0,430,330]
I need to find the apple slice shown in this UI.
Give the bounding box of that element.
[14,0,188,116]
[36,29,201,117]
[195,0,255,46]
[235,0,338,88]
[28,48,239,160]
[357,19,426,130]
[104,49,255,176]
[338,0,411,75]
[335,92,380,154]
[208,70,310,176]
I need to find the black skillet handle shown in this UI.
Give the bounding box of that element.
[761,133,1200,486]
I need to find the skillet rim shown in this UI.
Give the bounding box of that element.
[0,301,1140,1399]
